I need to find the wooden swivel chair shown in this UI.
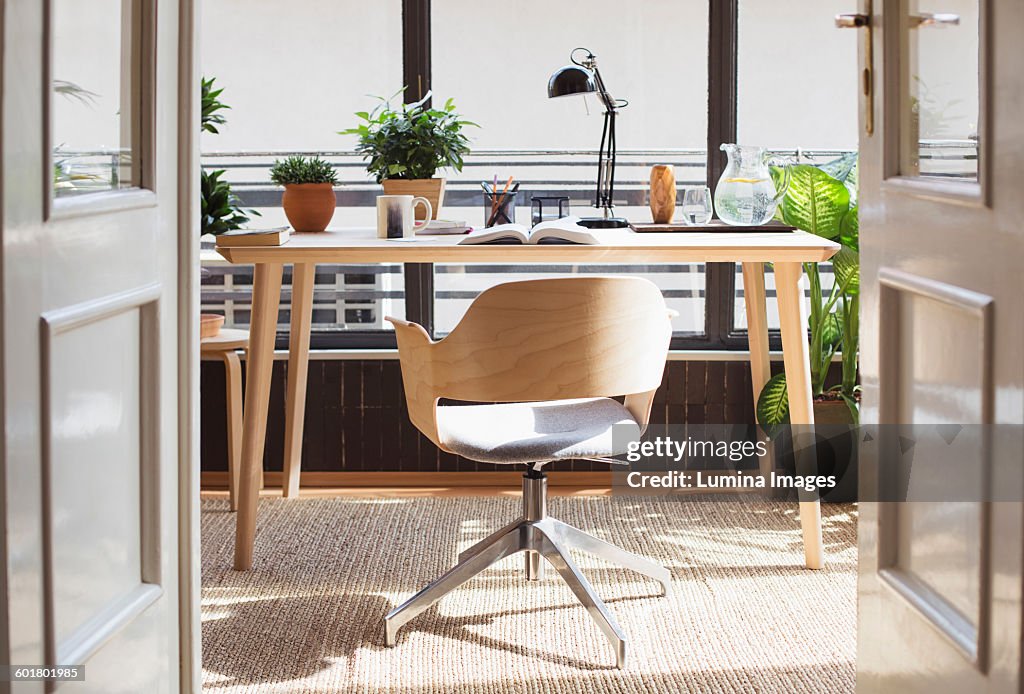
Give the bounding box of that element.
[384,276,674,668]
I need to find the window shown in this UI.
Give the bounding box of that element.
[902,0,981,181]
[731,0,858,337]
[200,0,405,335]
[199,0,861,349]
[52,0,141,197]
[431,0,709,336]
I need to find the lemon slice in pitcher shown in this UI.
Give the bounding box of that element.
[725,177,769,184]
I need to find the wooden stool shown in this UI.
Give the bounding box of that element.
[201,328,257,511]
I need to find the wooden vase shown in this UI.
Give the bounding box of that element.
[282,183,336,232]
[649,165,676,224]
[382,178,446,220]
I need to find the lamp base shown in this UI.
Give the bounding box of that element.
[578,217,630,229]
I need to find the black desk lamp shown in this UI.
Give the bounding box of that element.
[548,47,629,229]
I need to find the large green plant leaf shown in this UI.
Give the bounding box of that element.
[780,165,850,239]
[756,373,790,439]
[844,160,859,205]
[813,310,843,348]
[833,245,860,296]
[840,205,859,251]
[820,152,858,183]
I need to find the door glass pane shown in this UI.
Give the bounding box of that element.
[52,0,137,197]
[431,0,709,336]
[904,0,980,181]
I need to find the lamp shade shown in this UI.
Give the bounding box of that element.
[547,64,597,98]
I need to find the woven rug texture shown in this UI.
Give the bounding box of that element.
[201,496,857,693]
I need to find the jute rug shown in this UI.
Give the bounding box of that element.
[201,496,856,693]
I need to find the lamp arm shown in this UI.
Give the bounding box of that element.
[591,63,618,114]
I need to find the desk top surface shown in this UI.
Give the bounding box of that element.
[216,226,839,264]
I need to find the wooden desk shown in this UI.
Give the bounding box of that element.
[218,227,840,571]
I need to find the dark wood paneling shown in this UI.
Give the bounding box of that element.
[202,358,839,475]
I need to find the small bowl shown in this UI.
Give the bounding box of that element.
[200,313,225,339]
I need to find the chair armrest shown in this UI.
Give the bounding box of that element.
[385,316,442,446]
[385,316,434,344]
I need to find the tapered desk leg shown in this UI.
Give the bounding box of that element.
[741,262,776,480]
[222,349,243,512]
[282,263,315,499]
[234,262,283,571]
[774,262,824,570]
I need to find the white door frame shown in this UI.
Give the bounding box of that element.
[176,0,201,691]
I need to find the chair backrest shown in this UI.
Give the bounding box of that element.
[388,276,672,448]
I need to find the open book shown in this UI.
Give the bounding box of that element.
[458,217,601,245]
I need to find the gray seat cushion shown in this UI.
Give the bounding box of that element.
[436,397,641,465]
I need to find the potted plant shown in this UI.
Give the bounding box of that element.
[340,90,476,220]
[200,77,258,237]
[200,76,258,338]
[269,155,339,232]
[757,153,860,431]
[753,154,859,501]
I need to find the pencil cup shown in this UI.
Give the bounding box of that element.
[483,191,516,227]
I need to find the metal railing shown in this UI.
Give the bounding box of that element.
[197,144,975,340]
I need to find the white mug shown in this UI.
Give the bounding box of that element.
[376,195,433,239]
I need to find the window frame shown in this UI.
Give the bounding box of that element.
[213,0,788,352]
[396,0,747,352]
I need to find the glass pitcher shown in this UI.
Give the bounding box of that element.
[714,144,791,226]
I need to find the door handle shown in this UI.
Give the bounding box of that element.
[835,13,869,28]
[835,8,874,135]
[909,12,960,28]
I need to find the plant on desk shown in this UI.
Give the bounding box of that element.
[269,155,339,233]
[200,76,258,236]
[757,153,860,432]
[340,89,477,220]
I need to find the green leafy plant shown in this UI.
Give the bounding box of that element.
[340,89,476,182]
[756,153,860,434]
[199,76,257,235]
[54,79,99,106]
[269,156,339,186]
[202,169,256,235]
[201,77,230,134]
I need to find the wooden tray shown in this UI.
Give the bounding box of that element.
[630,220,795,233]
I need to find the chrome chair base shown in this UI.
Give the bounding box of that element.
[383,472,672,669]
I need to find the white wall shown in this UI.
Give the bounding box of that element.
[199,0,866,154]
[199,0,403,153]
[737,0,859,148]
[431,0,709,150]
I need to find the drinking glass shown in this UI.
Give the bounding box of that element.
[680,186,713,225]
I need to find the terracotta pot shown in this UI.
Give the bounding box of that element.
[282,183,336,232]
[382,178,446,220]
[813,398,856,425]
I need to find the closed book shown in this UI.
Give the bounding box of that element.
[215,227,290,247]
[418,219,472,235]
